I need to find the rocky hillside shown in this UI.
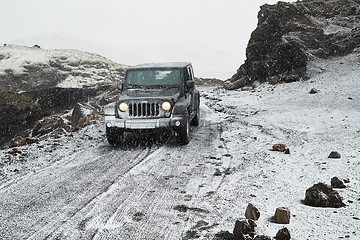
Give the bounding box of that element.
[0,45,127,147]
[224,0,360,89]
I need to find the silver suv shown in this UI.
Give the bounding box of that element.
[104,62,200,146]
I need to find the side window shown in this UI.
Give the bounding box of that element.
[186,66,194,81]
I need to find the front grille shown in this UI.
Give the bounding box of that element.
[129,102,160,117]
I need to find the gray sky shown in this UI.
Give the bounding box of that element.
[0,0,295,79]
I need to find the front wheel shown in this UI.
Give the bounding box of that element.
[106,127,124,146]
[190,104,200,127]
[177,115,190,145]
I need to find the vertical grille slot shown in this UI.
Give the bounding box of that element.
[128,101,160,117]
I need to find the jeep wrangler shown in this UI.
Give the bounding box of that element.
[104,62,200,146]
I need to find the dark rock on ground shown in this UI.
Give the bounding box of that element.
[225,0,360,90]
[275,227,291,240]
[214,168,222,176]
[71,103,99,131]
[309,88,320,94]
[245,203,260,221]
[331,176,346,188]
[328,151,341,158]
[233,219,256,240]
[182,230,200,240]
[275,207,291,224]
[304,182,345,208]
[32,116,70,137]
[272,144,287,152]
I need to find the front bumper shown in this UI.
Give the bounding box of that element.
[105,115,185,130]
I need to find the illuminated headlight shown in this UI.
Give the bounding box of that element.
[161,101,171,111]
[118,102,128,112]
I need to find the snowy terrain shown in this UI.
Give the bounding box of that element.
[0,45,127,90]
[0,52,359,239]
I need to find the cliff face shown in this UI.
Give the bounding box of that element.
[225,0,360,89]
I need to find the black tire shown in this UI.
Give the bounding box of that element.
[106,127,124,146]
[190,104,200,126]
[177,114,190,145]
[191,94,200,126]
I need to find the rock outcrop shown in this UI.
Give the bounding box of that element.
[0,45,126,147]
[225,0,360,89]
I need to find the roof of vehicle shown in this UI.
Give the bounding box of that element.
[128,62,191,70]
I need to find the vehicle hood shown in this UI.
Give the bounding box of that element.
[121,88,181,100]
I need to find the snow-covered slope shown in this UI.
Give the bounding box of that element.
[0,44,127,91]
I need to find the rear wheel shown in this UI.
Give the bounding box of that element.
[177,114,190,145]
[106,127,124,146]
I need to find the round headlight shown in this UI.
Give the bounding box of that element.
[118,102,128,112]
[161,101,171,111]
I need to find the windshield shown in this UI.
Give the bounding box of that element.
[125,68,182,88]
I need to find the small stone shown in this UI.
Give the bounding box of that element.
[328,151,341,159]
[284,148,290,154]
[331,177,346,188]
[275,207,290,224]
[309,88,319,94]
[214,169,222,176]
[245,203,260,221]
[272,144,287,152]
[275,227,291,240]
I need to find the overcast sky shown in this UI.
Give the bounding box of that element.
[0,0,296,79]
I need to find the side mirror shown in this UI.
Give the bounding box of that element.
[186,80,194,89]
[186,80,195,91]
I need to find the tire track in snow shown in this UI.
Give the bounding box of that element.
[0,144,155,240]
[34,146,154,240]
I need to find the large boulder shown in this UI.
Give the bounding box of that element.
[225,0,360,89]
[304,182,345,208]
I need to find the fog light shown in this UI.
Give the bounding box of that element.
[106,122,112,127]
[175,121,181,127]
